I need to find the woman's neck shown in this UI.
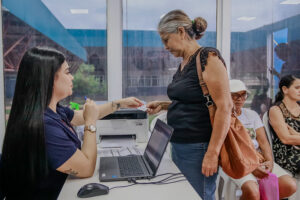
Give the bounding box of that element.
[282,97,300,115]
[48,98,59,113]
[180,43,201,71]
[283,97,299,108]
[182,42,201,62]
[234,107,242,116]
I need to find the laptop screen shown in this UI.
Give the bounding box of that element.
[143,119,173,175]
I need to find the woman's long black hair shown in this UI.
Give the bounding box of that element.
[1,47,65,197]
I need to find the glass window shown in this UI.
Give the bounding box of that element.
[123,0,217,101]
[2,0,107,121]
[230,0,300,118]
[139,76,145,87]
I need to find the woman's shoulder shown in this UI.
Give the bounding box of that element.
[200,47,221,59]
[269,104,283,118]
[57,104,72,114]
[199,47,226,71]
[57,104,75,121]
[201,47,220,54]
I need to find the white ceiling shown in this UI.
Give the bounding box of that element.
[42,0,300,32]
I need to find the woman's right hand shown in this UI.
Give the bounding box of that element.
[83,99,98,125]
[146,101,162,115]
[119,97,143,108]
[288,125,300,135]
[252,164,269,179]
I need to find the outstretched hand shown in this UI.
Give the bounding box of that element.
[146,101,163,115]
[120,97,143,108]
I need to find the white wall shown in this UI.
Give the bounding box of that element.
[107,0,123,101]
[217,0,231,78]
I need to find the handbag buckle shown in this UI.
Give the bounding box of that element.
[204,94,214,107]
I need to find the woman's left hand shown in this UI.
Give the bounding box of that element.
[119,97,143,108]
[202,151,219,177]
[261,160,273,172]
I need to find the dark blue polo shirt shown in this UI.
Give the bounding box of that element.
[37,104,81,199]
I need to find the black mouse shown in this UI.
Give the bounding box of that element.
[77,183,109,198]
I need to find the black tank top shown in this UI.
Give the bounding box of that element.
[167,47,226,143]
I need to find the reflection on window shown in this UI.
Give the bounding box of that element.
[2,0,107,121]
[230,0,300,119]
[273,28,288,97]
[123,0,216,101]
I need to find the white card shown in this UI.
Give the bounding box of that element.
[137,101,147,111]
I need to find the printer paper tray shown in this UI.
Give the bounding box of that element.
[99,135,136,148]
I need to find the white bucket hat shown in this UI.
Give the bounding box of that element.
[229,79,251,93]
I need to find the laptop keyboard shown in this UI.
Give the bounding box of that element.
[118,156,145,177]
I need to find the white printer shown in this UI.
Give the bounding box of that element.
[96,109,148,144]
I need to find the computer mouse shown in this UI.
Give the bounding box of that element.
[77,183,109,198]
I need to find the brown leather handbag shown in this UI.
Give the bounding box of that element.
[195,48,260,179]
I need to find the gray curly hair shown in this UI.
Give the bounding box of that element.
[158,10,207,40]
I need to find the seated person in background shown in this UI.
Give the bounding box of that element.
[0,47,143,199]
[250,79,272,119]
[228,80,296,200]
[269,75,300,177]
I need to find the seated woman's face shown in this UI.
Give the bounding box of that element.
[285,78,300,102]
[231,91,247,108]
[53,61,74,100]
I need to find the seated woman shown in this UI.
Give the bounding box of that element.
[227,79,296,200]
[0,47,143,199]
[269,75,300,177]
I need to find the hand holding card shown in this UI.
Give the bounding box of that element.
[137,101,147,111]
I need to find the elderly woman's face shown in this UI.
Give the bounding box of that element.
[160,32,184,57]
[231,91,247,108]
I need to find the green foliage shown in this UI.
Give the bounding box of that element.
[73,63,106,97]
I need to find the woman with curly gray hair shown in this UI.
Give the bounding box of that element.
[147,10,232,199]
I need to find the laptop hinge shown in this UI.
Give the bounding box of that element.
[141,156,153,176]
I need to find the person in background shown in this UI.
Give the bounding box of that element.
[146,10,232,199]
[227,79,296,200]
[269,75,300,177]
[0,47,143,199]
[250,78,272,119]
[273,42,300,79]
[273,43,289,78]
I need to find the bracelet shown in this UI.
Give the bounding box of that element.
[111,101,121,111]
[160,102,169,110]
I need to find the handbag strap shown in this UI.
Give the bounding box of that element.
[195,47,216,124]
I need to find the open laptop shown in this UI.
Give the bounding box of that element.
[99,119,174,182]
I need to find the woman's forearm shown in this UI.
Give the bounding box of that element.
[206,106,231,156]
[256,128,273,161]
[96,101,119,119]
[158,101,172,110]
[259,143,273,161]
[280,134,300,145]
[80,129,97,176]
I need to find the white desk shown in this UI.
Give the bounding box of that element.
[58,145,201,200]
